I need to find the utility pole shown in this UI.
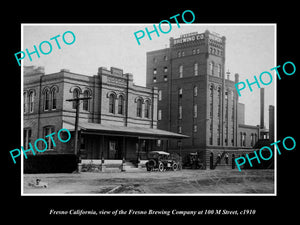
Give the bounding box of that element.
[66,97,92,161]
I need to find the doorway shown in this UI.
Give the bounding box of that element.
[108,138,122,159]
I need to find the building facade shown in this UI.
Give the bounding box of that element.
[146,30,260,168]
[23,66,186,171]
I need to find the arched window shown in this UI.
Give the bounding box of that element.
[23,92,27,113]
[218,64,222,77]
[109,94,115,114]
[51,89,57,110]
[29,91,34,113]
[83,90,90,111]
[136,98,142,117]
[44,89,50,111]
[210,61,214,75]
[118,95,124,115]
[144,100,151,119]
[72,89,80,109]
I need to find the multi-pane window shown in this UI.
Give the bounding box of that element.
[41,87,59,111]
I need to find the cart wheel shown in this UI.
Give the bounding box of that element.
[172,163,178,171]
[158,162,164,172]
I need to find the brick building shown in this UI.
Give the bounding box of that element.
[23,66,187,172]
[146,30,260,168]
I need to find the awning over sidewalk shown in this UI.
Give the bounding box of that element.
[62,119,189,139]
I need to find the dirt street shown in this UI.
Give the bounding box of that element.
[23,169,274,195]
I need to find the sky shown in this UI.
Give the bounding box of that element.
[22,24,275,128]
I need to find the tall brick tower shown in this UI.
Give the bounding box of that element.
[146,30,239,167]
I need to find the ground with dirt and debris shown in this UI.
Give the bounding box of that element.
[23,169,274,195]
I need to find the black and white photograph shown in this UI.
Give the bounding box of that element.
[21,24,276,195]
[4,4,298,222]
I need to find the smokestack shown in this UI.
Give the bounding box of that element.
[260,88,265,129]
[269,105,274,143]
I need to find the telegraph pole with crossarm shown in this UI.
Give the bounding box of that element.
[66,97,92,163]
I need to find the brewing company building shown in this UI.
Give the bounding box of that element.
[146,30,262,168]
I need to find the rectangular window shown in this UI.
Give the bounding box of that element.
[136,99,142,117]
[158,90,162,101]
[23,93,27,113]
[194,63,198,76]
[29,92,34,113]
[44,126,54,150]
[164,75,168,81]
[52,91,57,110]
[178,126,182,134]
[157,139,161,147]
[179,65,183,78]
[193,124,197,133]
[158,109,162,120]
[178,105,182,119]
[23,128,31,150]
[193,104,197,118]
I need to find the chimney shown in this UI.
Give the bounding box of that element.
[260,88,265,129]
